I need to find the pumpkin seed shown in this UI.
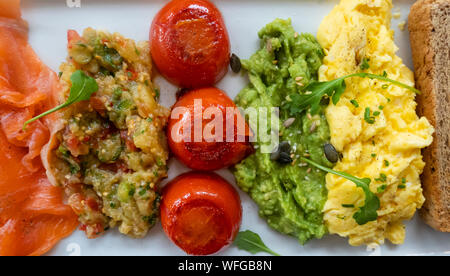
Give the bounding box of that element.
[278,141,291,153]
[278,152,293,164]
[230,53,241,73]
[270,141,292,164]
[324,143,339,163]
[270,149,280,161]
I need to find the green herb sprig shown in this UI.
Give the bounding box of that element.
[23,70,98,130]
[234,230,280,256]
[284,72,421,116]
[300,157,380,225]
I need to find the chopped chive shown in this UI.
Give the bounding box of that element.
[377,184,387,193]
[128,186,136,196]
[402,178,406,184]
[350,99,359,108]
[384,160,390,167]
[373,111,381,116]
[364,108,376,124]
[382,84,389,89]
[360,58,370,70]
[379,105,384,110]
[371,153,377,158]
[138,189,146,196]
[342,204,355,208]
[398,184,406,189]
[375,173,387,182]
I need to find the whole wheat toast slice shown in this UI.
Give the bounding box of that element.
[409,0,450,232]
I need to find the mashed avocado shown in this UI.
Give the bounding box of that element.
[233,19,333,244]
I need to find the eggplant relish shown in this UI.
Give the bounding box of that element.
[49,28,170,238]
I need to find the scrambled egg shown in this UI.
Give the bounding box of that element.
[317,0,434,246]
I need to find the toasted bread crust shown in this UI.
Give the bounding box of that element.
[409,0,450,232]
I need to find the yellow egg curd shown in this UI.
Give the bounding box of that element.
[317,0,434,246]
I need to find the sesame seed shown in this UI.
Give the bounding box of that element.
[266,39,273,52]
[295,76,303,81]
[310,122,317,133]
[283,118,296,128]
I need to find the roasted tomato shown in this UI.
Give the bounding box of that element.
[167,87,253,171]
[150,0,230,88]
[160,172,242,255]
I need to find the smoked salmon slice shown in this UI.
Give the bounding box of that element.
[0,0,78,256]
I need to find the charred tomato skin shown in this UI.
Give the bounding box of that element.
[160,171,242,255]
[167,87,253,171]
[150,0,230,88]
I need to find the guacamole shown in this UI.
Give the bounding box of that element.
[233,19,333,244]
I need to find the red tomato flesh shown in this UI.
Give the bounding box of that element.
[167,87,253,171]
[150,0,230,88]
[160,172,242,255]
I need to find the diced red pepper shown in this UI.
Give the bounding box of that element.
[89,96,106,115]
[67,29,83,49]
[86,197,99,212]
[126,69,138,81]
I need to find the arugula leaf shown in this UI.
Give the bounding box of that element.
[352,179,380,225]
[300,157,380,225]
[284,72,421,116]
[234,230,280,256]
[285,77,346,115]
[23,70,98,130]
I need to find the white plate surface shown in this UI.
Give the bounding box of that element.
[20,0,450,256]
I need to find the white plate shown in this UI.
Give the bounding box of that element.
[21,0,450,256]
